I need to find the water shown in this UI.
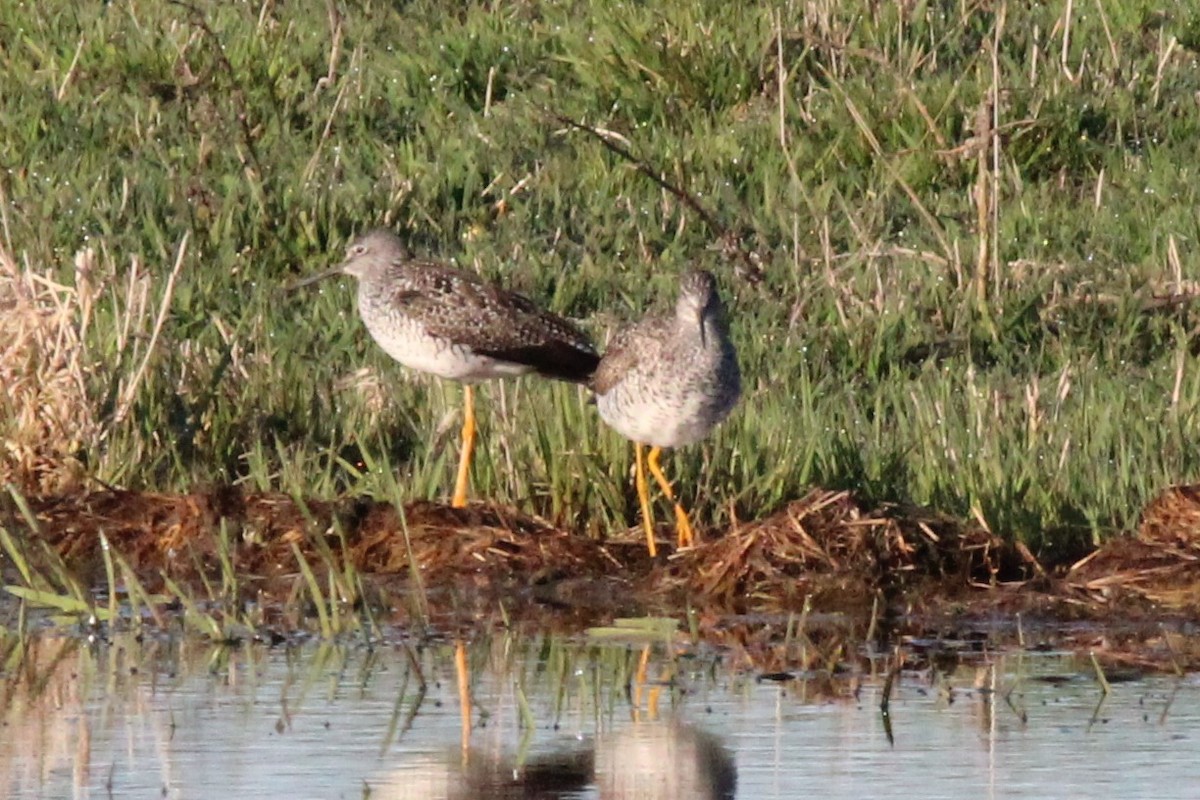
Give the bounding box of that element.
[2,633,1197,799]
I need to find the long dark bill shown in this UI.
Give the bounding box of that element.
[284,263,346,292]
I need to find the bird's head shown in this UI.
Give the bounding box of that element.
[288,229,410,290]
[675,269,723,344]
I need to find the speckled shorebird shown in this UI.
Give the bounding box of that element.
[591,270,740,556]
[292,229,599,508]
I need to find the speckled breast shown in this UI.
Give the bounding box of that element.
[597,374,739,448]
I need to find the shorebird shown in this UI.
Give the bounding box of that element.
[591,269,741,556]
[292,229,599,507]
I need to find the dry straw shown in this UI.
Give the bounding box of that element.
[0,236,100,495]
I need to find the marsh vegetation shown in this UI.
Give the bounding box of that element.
[2,2,1200,629]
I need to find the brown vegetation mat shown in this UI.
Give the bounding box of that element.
[4,484,1199,623]
[1065,483,1200,610]
[12,488,618,592]
[654,489,1008,610]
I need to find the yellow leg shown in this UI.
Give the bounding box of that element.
[647,684,662,720]
[632,643,650,717]
[635,442,657,557]
[631,644,661,722]
[452,385,475,508]
[647,446,694,549]
[455,640,471,755]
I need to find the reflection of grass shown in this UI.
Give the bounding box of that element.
[0,1,1197,557]
[0,630,714,797]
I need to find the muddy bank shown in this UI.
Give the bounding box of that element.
[5,487,992,603]
[5,483,1198,620]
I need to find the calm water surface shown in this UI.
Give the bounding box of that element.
[2,632,1197,799]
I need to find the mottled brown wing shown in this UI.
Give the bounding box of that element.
[385,259,487,311]
[590,316,669,396]
[392,261,599,383]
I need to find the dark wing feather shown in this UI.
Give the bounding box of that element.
[390,261,599,383]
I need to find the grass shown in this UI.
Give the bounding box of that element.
[2,0,1200,559]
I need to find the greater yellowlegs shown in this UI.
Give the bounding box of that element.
[293,229,599,507]
[591,270,741,555]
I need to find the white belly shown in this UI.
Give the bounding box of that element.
[596,390,733,448]
[364,316,532,383]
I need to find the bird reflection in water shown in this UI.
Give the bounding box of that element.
[373,642,735,799]
[371,720,735,799]
[594,721,737,800]
[368,749,594,800]
[595,643,737,798]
